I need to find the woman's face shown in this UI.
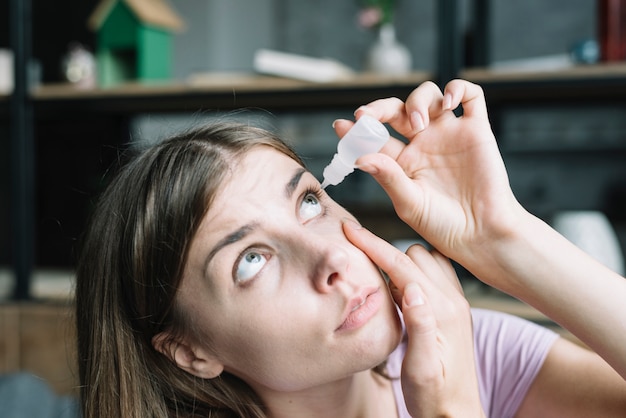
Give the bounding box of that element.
[178,145,402,395]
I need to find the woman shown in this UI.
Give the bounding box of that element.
[75,85,626,417]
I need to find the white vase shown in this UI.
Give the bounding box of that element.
[366,23,412,75]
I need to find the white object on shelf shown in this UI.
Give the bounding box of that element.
[0,268,75,301]
[253,48,354,82]
[366,24,412,75]
[489,53,574,73]
[0,49,14,94]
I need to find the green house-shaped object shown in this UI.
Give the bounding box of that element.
[88,0,184,87]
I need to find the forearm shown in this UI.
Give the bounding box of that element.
[466,212,626,380]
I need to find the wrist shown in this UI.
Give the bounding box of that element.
[457,204,538,294]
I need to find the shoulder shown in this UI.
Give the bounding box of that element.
[471,307,559,366]
[471,308,559,417]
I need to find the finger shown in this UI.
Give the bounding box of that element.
[342,219,425,293]
[388,279,403,307]
[354,97,415,137]
[400,282,443,414]
[389,245,439,310]
[401,283,438,370]
[409,246,463,294]
[405,244,443,280]
[403,81,446,133]
[430,249,464,293]
[332,118,354,139]
[378,136,406,161]
[442,79,488,120]
[333,118,406,161]
[355,152,424,225]
[405,245,465,304]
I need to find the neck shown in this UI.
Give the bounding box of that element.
[262,369,397,418]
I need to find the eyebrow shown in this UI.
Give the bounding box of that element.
[204,167,308,268]
[206,223,257,265]
[286,168,307,199]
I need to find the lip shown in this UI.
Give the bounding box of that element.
[335,287,382,332]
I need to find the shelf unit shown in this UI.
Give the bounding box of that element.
[462,63,626,102]
[7,0,463,301]
[32,72,432,113]
[460,64,626,148]
[8,0,34,300]
[7,0,626,300]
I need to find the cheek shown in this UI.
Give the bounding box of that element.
[215,290,402,393]
[215,306,334,391]
[211,288,321,352]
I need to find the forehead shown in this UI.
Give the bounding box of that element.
[204,146,305,221]
[224,145,303,195]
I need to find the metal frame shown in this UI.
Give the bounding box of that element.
[9,0,34,299]
[437,0,461,85]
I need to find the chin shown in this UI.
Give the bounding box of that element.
[360,305,403,364]
[381,294,404,353]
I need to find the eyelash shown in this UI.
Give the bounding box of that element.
[302,185,328,218]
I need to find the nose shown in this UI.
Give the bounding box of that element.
[311,242,351,293]
[277,221,353,293]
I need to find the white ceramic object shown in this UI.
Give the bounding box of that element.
[0,49,14,94]
[366,24,412,75]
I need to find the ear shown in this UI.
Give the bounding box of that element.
[152,332,224,379]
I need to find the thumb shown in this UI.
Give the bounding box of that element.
[402,283,439,371]
[332,118,354,139]
[401,283,443,412]
[356,153,424,222]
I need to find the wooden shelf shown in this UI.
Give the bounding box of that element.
[462,62,626,82]
[461,62,626,102]
[0,302,78,395]
[31,72,432,114]
[29,63,626,107]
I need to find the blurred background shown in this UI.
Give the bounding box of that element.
[1,0,626,405]
[2,0,625,292]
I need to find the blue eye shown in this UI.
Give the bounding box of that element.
[300,192,322,220]
[235,251,267,283]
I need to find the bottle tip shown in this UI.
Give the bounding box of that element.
[321,180,330,189]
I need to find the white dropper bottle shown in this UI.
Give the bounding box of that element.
[321,115,389,188]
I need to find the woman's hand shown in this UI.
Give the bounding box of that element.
[334,80,527,278]
[343,219,485,418]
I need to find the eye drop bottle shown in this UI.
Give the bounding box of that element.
[321,115,389,188]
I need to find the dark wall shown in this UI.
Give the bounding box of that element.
[3,0,106,269]
[1,1,9,264]
[31,0,98,83]
[0,119,9,266]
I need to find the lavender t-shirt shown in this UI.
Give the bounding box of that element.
[387,308,559,418]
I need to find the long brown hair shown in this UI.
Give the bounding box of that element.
[75,122,304,418]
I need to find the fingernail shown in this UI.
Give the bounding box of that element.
[354,106,366,117]
[342,218,362,230]
[332,119,338,128]
[404,283,425,307]
[443,93,453,110]
[410,111,425,132]
[355,161,378,175]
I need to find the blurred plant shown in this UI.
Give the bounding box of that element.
[358,0,396,29]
